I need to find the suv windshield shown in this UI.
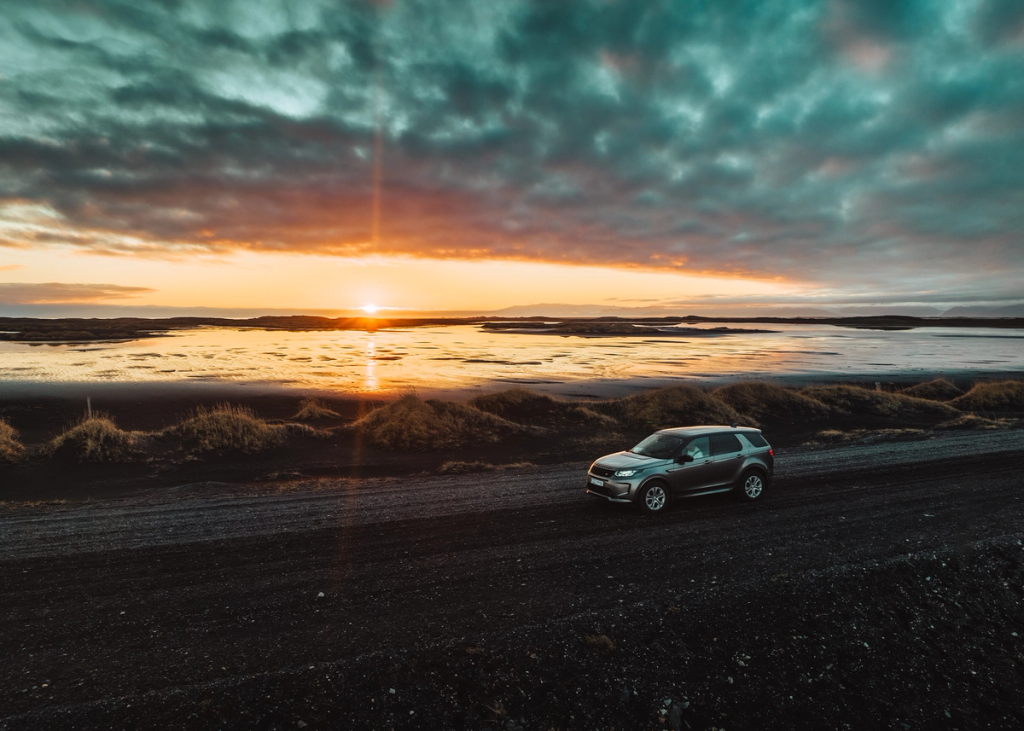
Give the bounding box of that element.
[630,433,683,459]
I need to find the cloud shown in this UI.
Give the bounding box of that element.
[0,264,24,271]
[0,0,1021,301]
[0,282,154,304]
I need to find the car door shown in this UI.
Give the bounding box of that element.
[709,433,746,486]
[665,436,716,495]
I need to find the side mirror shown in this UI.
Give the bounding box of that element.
[676,453,694,464]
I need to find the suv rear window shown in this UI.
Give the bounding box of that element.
[710,433,743,454]
[742,432,768,448]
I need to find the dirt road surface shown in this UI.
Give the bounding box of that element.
[3,431,1024,730]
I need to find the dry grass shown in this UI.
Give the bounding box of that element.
[469,387,558,421]
[804,427,927,446]
[606,385,744,430]
[166,403,289,453]
[901,378,962,402]
[568,405,619,426]
[293,397,341,421]
[713,381,830,423]
[802,385,959,422]
[47,413,143,462]
[583,633,617,652]
[470,388,617,426]
[806,429,848,444]
[353,394,523,451]
[0,418,25,464]
[438,460,536,474]
[950,380,1024,413]
[935,414,1012,430]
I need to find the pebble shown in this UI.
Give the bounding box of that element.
[317,592,325,598]
[297,721,307,728]
[389,688,396,695]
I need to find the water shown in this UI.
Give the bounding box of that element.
[0,324,1022,397]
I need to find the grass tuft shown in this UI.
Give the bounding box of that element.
[167,403,287,453]
[605,385,743,430]
[713,381,830,423]
[950,380,1024,413]
[0,418,25,464]
[47,413,142,462]
[583,633,617,652]
[354,394,523,451]
[900,378,962,401]
[293,397,341,421]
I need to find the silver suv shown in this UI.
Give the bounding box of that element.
[586,426,774,513]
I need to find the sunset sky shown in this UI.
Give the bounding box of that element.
[1,0,1023,316]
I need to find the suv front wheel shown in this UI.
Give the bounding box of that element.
[637,481,670,513]
[738,470,766,502]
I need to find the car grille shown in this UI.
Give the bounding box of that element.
[591,465,615,478]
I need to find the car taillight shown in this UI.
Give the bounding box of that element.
[768,448,774,457]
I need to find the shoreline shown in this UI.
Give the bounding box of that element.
[1,314,1022,345]
[2,367,1024,401]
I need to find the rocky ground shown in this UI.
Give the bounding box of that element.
[2,431,1023,730]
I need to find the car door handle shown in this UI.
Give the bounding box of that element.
[734,454,743,459]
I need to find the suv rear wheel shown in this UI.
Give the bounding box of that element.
[637,482,669,513]
[738,470,766,502]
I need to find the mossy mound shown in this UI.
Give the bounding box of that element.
[604,386,744,431]
[355,395,524,451]
[901,378,963,402]
[950,381,1024,413]
[48,414,143,462]
[713,381,830,424]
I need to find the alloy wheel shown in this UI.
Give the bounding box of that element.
[744,474,764,499]
[645,484,667,511]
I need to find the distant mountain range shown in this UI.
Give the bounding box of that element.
[488,303,1024,318]
[941,304,1024,317]
[2,302,1023,319]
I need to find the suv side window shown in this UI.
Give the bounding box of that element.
[741,432,768,448]
[682,436,710,460]
[710,433,742,455]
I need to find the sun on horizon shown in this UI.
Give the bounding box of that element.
[360,304,380,315]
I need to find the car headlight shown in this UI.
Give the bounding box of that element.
[614,469,640,477]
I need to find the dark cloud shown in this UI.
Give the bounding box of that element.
[0,0,1022,301]
[0,282,154,304]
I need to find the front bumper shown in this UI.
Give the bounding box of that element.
[586,476,636,503]
[586,487,633,503]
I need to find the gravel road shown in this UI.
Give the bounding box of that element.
[2,430,1024,730]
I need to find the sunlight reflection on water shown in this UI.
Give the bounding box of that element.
[0,324,1022,396]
